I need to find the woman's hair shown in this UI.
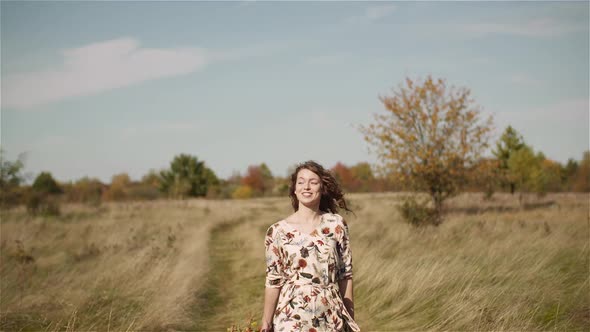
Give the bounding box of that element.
[288,160,353,214]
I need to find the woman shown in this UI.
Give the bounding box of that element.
[261,161,361,332]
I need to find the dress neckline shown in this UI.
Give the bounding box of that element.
[282,213,327,237]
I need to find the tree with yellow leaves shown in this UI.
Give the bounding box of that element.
[361,76,494,224]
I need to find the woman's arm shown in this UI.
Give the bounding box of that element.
[261,287,281,331]
[338,278,355,319]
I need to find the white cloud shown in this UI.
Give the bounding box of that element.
[347,4,396,24]
[458,18,587,38]
[2,38,212,110]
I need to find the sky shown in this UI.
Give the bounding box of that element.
[1,1,589,183]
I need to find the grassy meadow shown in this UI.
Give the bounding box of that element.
[1,192,588,331]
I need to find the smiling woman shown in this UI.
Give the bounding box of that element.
[261,161,360,332]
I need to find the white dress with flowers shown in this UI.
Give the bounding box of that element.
[264,213,361,332]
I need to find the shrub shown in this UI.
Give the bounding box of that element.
[398,195,438,227]
[232,185,253,199]
[26,192,60,217]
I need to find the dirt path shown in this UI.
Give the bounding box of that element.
[188,215,264,331]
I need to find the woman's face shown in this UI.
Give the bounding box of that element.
[294,168,322,207]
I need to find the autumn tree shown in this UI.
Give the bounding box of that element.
[572,151,590,192]
[331,162,358,192]
[493,126,526,194]
[103,173,131,201]
[241,163,274,196]
[361,76,493,224]
[159,154,218,198]
[64,177,104,205]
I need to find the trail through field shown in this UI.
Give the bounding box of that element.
[190,210,272,331]
[188,202,286,331]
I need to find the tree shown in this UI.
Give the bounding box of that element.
[32,172,62,195]
[0,150,26,208]
[360,76,493,224]
[350,162,375,192]
[159,154,218,198]
[562,158,579,190]
[331,162,358,192]
[0,150,25,189]
[507,145,539,192]
[29,172,62,216]
[572,151,590,192]
[241,163,273,196]
[103,173,131,201]
[65,177,104,205]
[493,126,526,194]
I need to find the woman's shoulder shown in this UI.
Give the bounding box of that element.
[265,219,287,237]
[323,213,351,230]
[322,212,344,223]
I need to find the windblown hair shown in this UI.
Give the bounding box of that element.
[289,160,353,214]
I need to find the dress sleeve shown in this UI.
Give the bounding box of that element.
[336,217,354,281]
[265,224,285,288]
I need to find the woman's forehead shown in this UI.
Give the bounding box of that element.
[297,168,320,179]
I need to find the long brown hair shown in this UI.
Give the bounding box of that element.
[289,160,353,214]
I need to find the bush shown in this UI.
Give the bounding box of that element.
[26,192,60,217]
[126,184,161,201]
[398,195,438,227]
[232,185,253,199]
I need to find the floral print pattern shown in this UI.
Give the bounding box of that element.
[265,213,360,332]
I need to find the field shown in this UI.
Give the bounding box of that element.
[1,193,588,331]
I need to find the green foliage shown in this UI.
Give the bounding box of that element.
[0,150,25,188]
[0,150,26,208]
[571,151,590,192]
[26,192,61,217]
[27,172,62,216]
[493,126,526,194]
[398,195,438,227]
[32,171,62,195]
[159,154,219,198]
[508,145,546,195]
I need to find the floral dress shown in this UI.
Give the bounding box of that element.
[264,213,361,332]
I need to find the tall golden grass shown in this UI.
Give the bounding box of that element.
[1,193,588,331]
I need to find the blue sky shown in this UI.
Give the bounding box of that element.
[1,1,588,183]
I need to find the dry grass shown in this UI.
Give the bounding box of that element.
[1,193,588,331]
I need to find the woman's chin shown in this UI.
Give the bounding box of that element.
[299,198,320,209]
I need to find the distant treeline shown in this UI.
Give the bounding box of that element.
[0,128,588,215]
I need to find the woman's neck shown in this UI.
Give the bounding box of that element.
[295,205,322,224]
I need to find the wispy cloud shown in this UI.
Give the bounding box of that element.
[1,38,268,110]
[347,4,396,24]
[457,18,587,38]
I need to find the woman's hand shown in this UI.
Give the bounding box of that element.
[259,322,273,332]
